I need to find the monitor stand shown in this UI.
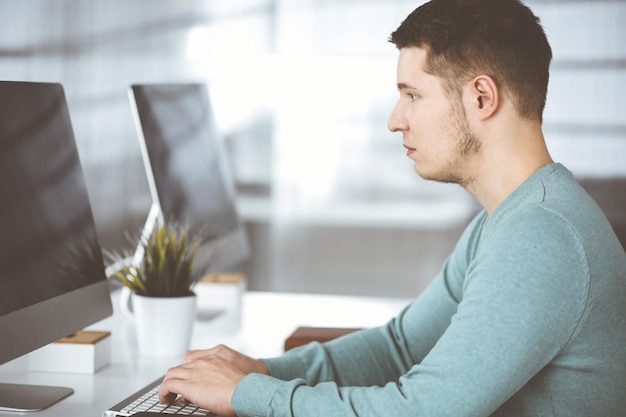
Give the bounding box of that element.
[0,383,73,412]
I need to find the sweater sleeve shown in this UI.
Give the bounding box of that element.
[261,271,459,387]
[232,207,590,417]
[256,214,487,388]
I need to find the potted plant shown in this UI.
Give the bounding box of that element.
[111,220,205,357]
[114,220,202,297]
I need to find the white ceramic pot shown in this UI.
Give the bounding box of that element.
[120,287,197,357]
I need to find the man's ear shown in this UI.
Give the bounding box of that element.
[467,75,498,120]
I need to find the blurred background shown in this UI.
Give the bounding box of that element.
[1,0,624,298]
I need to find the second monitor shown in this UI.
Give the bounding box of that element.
[128,83,249,278]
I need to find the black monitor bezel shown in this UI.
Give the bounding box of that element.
[127,82,249,279]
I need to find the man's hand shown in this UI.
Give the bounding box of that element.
[158,345,269,417]
[183,344,270,375]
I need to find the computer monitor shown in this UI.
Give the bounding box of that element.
[0,81,113,411]
[128,83,249,279]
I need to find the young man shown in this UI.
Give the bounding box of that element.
[159,1,626,416]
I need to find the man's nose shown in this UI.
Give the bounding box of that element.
[388,102,407,133]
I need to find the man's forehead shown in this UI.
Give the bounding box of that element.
[396,47,431,85]
[398,46,428,67]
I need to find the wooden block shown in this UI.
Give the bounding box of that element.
[195,274,246,331]
[29,330,111,374]
[284,326,361,351]
[199,273,246,285]
[56,330,110,344]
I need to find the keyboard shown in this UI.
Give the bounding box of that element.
[103,376,213,416]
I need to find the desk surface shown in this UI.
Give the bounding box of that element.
[0,290,410,417]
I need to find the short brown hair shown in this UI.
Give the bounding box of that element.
[390,0,552,122]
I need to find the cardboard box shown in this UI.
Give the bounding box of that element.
[29,330,111,374]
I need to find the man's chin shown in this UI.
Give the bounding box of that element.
[413,164,439,182]
[414,165,464,186]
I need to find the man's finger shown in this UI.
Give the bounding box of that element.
[158,378,182,405]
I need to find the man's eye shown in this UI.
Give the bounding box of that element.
[407,92,418,101]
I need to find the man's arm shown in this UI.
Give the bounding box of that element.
[231,209,590,416]
[259,213,486,388]
[261,271,461,387]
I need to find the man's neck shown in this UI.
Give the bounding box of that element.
[464,123,553,215]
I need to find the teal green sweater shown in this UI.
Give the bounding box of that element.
[232,164,626,417]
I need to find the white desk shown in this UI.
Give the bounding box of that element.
[0,290,410,417]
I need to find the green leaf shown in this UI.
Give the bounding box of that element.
[108,218,206,297]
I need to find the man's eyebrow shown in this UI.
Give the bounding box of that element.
[397,82,414,90]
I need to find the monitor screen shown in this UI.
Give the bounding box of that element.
[0,81,113,411]
[128,83,248,278]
